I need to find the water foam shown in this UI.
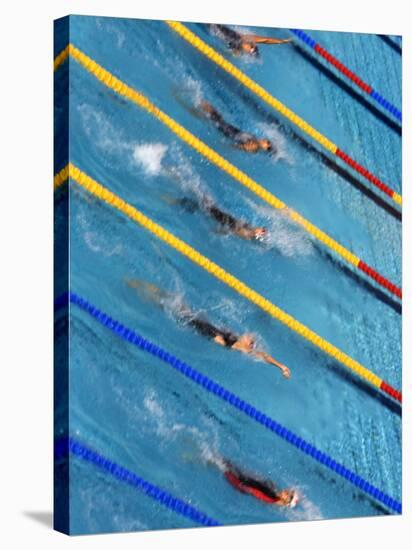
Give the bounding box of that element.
[141,394,321,518]
[77,104,131,156]
[143,389,219,453]
[164,145,210,204]
[207,296,241,320]
[286,488,324,521]
[266,211,313,257]
[78,105,171,180]
[257,122,293,164]
[77,209,123,257]
[132,143,169,176]
[199,443,227,473]
[96,19,126,49]
[247,201,313,258]
[83,233,123,257]
[179,77,204,108]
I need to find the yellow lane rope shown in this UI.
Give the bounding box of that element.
[55,163,388,396]
[55,44,361,269]
[54,44,402,299]
[167,22,337,153]
[166,21,402,207]
[54,45,70,72]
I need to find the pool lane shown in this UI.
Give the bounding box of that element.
[54,15,401,531]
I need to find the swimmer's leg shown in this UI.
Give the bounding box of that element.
[200,100,217,117]
[159,194,181,206]
[199,101,229,128]
[177,197,200,213]
[125,279,172,304]
[171,87,205,119]
[159,194,200,213]
[199,102,241,139]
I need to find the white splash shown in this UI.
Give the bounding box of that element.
[257,122,293,164]
[181,77,204,108]
[286,489,324,521]
[143,389,224,470]
[164,145,209,204]
[267,212,313,257]
[199,443,227,472]
[78,106,172,180]
[132,143,168,176]
[143,391,165,421]
[248,203,313,257]
[207,296,240,320]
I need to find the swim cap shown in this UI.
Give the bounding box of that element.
[288,491,299,508]
[254,228,269,242]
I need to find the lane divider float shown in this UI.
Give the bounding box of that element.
[166,21,402,207]
[54,164,402,404]
[54,46,70,71]
[58,292,402,514]
[53,44,401,300]
[290,29,402,123]
[55,436,221,526]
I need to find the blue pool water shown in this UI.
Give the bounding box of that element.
[54,16,401,534]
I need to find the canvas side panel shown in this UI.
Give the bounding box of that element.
[53,14,70,536]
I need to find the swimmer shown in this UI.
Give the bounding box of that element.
[210,24,293,57]
[167,195,267,242]
[127,279,291,378]
[222,460,298,508]
[200,100,276,154]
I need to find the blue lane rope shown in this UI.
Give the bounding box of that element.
[55,437,221,527]
[57,292,401,514]
[290,29,402,122]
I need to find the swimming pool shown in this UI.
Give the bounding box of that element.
[54,15,401,534]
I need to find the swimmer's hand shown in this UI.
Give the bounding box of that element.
[252,351,291,378]
[281,365,291,379]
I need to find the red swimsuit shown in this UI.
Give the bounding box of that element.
[224,470,281,504]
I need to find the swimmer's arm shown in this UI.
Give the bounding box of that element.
[232,142,258,153]
[213,335,227,346]
[125,279,172,304]
[242,34,293,45]
[252,351,291,378]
